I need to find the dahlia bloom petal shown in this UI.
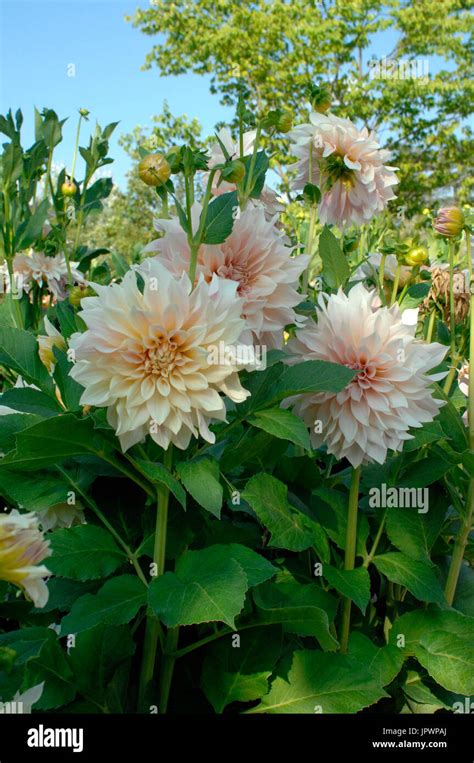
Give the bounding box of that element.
[69,261,252,451]
[285,283,447,467]
[0,510,51,608]
[288,112,399,226]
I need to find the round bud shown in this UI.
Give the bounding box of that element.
[69,285,94,307]
[404,247,429,266]
[61,180,77,197]
[79,108,90,117]
[277,112,293,133]
[309,84,332,114]
[223,160,246,184]
[138,153,171,187]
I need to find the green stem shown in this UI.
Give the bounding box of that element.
[448,239,456,358]
[138,447,173,711]
[242,123,262,205]
[378,253,387,305]
[340,465,361,653]
[426,309,436,343]
[302,205,318,294]
[444,231,473,606]
[389,262,401,306]
[70,114,83,184]
[364,509,387,568]
[158,626,179,713]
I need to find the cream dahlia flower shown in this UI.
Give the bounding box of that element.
[285,283,447,467]
[69,261,251,451]
[38,501,86,533]
[206,128,285,220]
[0,510,51,608]
[145,203,308,348]
[289,112,398,226]
[14,251,85,300]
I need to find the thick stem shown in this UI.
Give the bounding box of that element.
[158,627,179,713]
[426,309,436,343]
[444,231,473,605]
[389,262,401,306]
[448,239,456,358]
[138,447,173,710]
[340,465,361,653]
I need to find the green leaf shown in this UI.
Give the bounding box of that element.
[348,633,404,687]
[134,459,186,510]
[253,579,338,651]
[14,198,49,251]
[249,408,311,450]
[415,631,474,696]
[55,301,81,339]
[0,387,61,416]
[0,327,54,394]
[148,545,249,628]
[201,627,281,713]
[223,543,277,587]
[69,624,135,705]
[268,360,357,404]
[0,413,43,454]
[434,386,469,453]
[385,497,446,561]
[243,473,327,553]
[243,151,269,198]
[0,414,114,470]
[402,420,445,452]
[176,458,223,518]
[53,349,83,411]
[24,633,75,710]
[373,553,445,604]
[398,456,453,487]
[60,576,147,634]
[0,468,73,511]
[318,226,350,288]
[323,566,371,614]
[200,191,238,244]
[388,607,474,657]
[0,627,51,665]
[254,650,387,713]
[312,486,369,558]
[48,525,126,580]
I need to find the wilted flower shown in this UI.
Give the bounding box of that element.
[433,207,465,238]
[38,501,85,532]
[0,510,51,608]
[13,251,85,300]
[69,261,252,451]
[38,317,66,372]
[285,283,447,467]
[145,203,308,347]
[289,112,398,226]
[422,266,470,326]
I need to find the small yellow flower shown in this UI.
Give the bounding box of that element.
[0,510,51,608]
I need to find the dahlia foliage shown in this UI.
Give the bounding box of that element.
[0,98,472,718]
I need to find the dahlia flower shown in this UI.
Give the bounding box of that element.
[0,510,51,608]
[433,207,465,238]
[285,283,447,467]
[289,112,398,226]
[38,317,66,372]
[145,203,307,348]
[38,501,85,533]
[206,128,285,220]
[69,261,251,451]
[13,251,85,300]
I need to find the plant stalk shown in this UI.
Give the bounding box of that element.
[340,465,361,653]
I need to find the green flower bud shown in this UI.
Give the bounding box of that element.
[61,180,77,197]
[138,153,171,187]
[404,246,429,266]
[221,159,246,184]
[79,108,90,118]
[309,84,332,114]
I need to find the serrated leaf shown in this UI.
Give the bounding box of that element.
[0,627,51,665]
[0,327,54,394]
[319,226,350,288]
[324,566,371,614]
[60,575,147,634]
[176,458,223,518]
[385,498,446,561]
[24,633,75,710]
[148,545,249,628]
[348,633,404,687]
[415,631,474,696]
[134,458,186,510]
[243,473,321,552]
[48,525,125,580]
[249,408,311,449]
[201,627,281,713]
[0,387,61,416]
[69,624,135,705]
[373,553,445,604]
[200,191,238,244]
[268,360,357,404]
[253,650,387,713]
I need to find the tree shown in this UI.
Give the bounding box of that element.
[129,0,474,212]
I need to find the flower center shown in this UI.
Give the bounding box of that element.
[324,152,355,189]
[216,263,250,293]
[144,338,178,378]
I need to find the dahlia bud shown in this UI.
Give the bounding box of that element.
[433,207,465,238]
[69,285,94,307]
[61,179,77,197]
[138,153,171,187]
[309,84,332,114]
[404,246,428,266]
[79,108,90,118]
[276,111,293,133]
[165,146,183,174]
[221,159,246,184]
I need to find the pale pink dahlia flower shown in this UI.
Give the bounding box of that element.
[14,251,85,300]
[0,510,51,608]
[285,283,447,467]
[289,112,398,226]
[69,261,251,451]
[145,203,308,348]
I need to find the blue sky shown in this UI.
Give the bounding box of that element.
[0,0,453,189]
